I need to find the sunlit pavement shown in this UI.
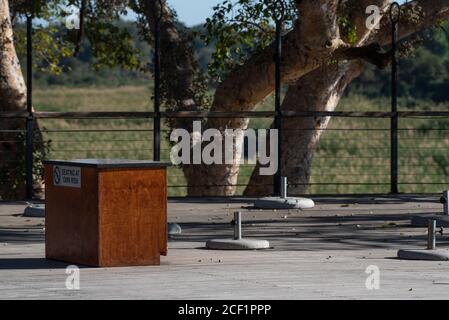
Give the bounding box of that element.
[1,196,449,300]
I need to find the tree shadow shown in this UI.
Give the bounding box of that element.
[304,195,441,205]
[0,258,87,270]
[170,213,449,251]
[0,227,44,244]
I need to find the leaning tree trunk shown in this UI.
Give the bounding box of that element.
[0,0,29,199]
[0,0,45,199]
[185,0,393,196]
[0,0,26,109]
[187,0,343,196]
[0,0,27,113]
[137,0,210,196]
[244,61,364,196]
[139,0,449,197]
[244,0,449,196]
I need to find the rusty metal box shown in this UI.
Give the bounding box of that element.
[44,159,170,267]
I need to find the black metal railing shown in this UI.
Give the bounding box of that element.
[2,1,447,200]
[1,110,448,199]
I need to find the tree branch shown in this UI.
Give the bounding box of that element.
[339,43,390,69]
[345,0,449,68]
[376,0,449,46]
[73,0,86,57]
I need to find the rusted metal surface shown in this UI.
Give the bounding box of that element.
[98,168,167,266]
[45,166,100,266]
[44,162,168,267]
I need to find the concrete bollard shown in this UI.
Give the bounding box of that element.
[206,211,270,250]
[233,212,242,241]
[397,218,449,261]
[254,176,315,210]
[281,177,288,199]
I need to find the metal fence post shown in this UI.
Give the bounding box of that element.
[25,12,34,200]
[390,3,400,194]
[273,0,285,197]
[153,0,163,162]
[444,190,449,216]
[427,219,436,250]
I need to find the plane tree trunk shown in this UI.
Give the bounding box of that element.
[244,61,364,196]
[0,0,46,199]
[244,0,449,196]
[139,0,449,196]
[0,0,29,199]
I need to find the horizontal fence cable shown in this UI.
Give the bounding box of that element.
[1,110,449,119]
[1,110,447,197]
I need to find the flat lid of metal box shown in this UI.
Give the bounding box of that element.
[43,159,172,169]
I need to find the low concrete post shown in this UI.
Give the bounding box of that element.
[398,218,449,261]
[206,211,270,250]
[233,212,242,241]
[281,177,288,199]
[254,176,315,209]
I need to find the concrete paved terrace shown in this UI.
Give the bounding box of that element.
[1,195,449,300]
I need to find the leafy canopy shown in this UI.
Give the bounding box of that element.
[202,0,297,78]
[9,0,141,73]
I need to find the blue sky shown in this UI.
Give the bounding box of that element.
[170,0,222,26]
[166,0,406,27]
[122,0,222,26]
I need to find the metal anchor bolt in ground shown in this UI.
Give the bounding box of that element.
[398,219,449,261]
[206,211,270,250]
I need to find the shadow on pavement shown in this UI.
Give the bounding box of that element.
[0,258,82,270]
[0,228,44,244]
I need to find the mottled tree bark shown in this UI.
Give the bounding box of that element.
[244,0,389,196]
[137,0,449,196]
[245,0,449,196]
[244,61,364,196]
[0,0,27,111]
[0,0,28,199]
[189,0,344,196]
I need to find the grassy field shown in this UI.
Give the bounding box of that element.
[33,85,449,196]
[34,86,152,112]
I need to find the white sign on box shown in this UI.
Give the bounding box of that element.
[53,166,81,188]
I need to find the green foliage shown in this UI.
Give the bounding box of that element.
[337,0,359,45]
[85,20,141,71]
[10,0,449,107]
[11,1,74,74]
[202,0,297,79]
[12,0,143,76]
[338,15,357,45]
[350,23,449,103]
[28,21,152,87]
[0,130,51,200]
[433,152,449,175]
[28,19,449,109]
[14,24,74,74]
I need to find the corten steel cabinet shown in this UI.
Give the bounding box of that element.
[43,159,170,267]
